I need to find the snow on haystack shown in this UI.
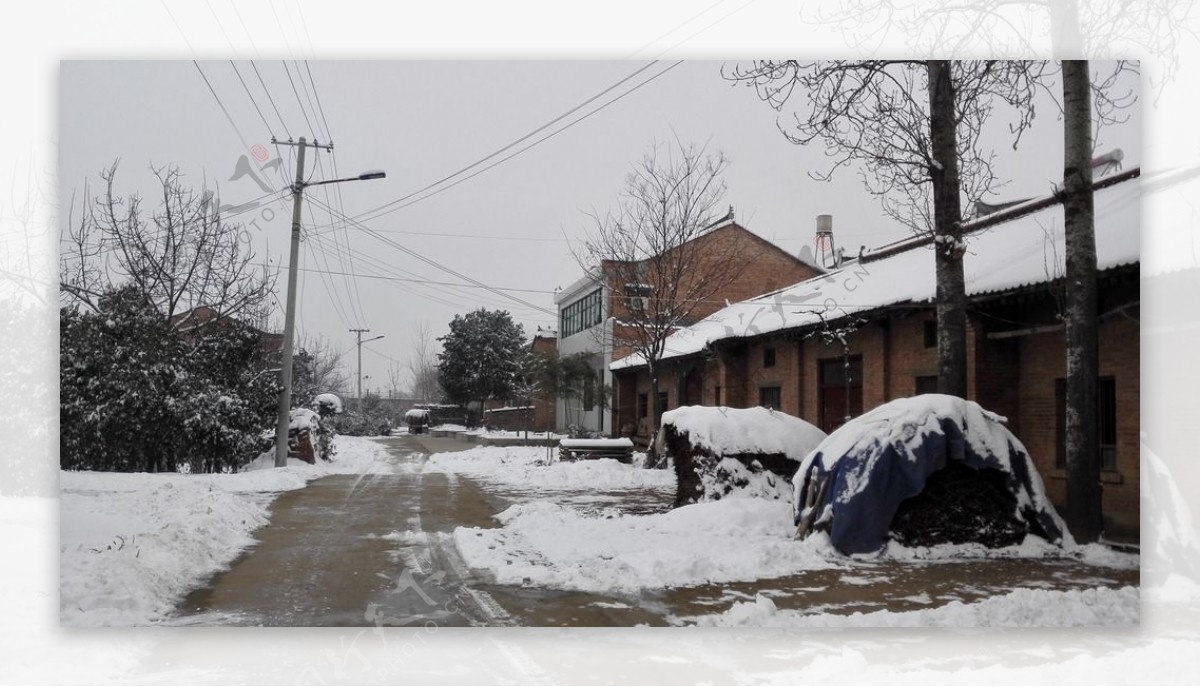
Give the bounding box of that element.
[662,406,826,507]
[793,394,1069,555]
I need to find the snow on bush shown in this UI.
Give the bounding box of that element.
[452,498,842,595]
[661,406,826,506]
[60,435,390,626]
[680,585,1139,627]
[793,394,1069,555]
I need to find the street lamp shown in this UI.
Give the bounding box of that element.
[274,136,385,467]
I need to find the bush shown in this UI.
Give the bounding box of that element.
[60,287,278,473]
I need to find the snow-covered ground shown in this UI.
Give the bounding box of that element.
[680,585,1140,627]
[455,499,844,594]
[59,435,391,626]
[424,445,672,492]
[430,447,1138,622]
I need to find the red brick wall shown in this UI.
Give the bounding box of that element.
[1017,317,1140,536]
[614,304,1140,538]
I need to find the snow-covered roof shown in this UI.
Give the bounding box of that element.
[613,173,1139,370]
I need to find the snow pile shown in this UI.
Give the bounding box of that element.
[661,405,826,461]
[453,499,841,594]
[681,585,1138,627]
[288,407,320,431]
[425,445,672,491]
[313,393,343,414]
[60,435,391,626]
[793,394,1068,555]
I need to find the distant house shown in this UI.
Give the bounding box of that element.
[612,169,1140,540]
[554,217,822,436]
[168,305,282,353]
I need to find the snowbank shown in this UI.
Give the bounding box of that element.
[453,499,842,594]
[793,394,1068,554]
[680,585,1139,627]
[661,405,826,461]
[424,445,673,491]
[60,435,391,626]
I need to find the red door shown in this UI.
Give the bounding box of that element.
[819,356,862,434]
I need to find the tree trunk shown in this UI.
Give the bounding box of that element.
[1049,0,1085,59]
[1062,59,1103,543]
[927,60,969,398]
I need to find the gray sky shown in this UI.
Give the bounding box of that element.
[59,60,1140,394]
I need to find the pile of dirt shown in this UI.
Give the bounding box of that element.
[663,424,799,508]
[889,461,1045,549]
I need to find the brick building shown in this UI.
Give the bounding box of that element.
[554,216,822,435]
[612,170,1140,539]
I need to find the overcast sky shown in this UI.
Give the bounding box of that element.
[59,59,1140,395]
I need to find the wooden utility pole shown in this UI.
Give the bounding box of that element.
[273,136,332,468]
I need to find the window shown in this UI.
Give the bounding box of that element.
[763,347,777,368]
[637,393,648,421]
[759,386,782,409]
[559,288,603,338]
[624,283,653,316]
[657,391,669,415]
[714,385,722,406]
[915,375,939,395]
[923,320,937,349]
[1055,377,1118,471]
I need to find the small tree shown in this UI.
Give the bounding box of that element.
[578,140,753,454]
[436,309,526,420]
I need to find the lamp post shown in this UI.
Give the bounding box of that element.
[274,136,385,467]
[351,330,385,413]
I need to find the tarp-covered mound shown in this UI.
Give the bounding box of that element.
[792,395,1069,555]
[663,405,827,507]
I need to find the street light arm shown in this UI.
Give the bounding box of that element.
[302,170,387,189]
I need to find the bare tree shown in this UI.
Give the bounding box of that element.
[1061,59,1103,543]
[386,362,404,399]
[805,0,1190,78]
[406,320,441,403]
[578,140,752,455]
[726,60,1048,395]
[60,161,275,325]
[295,333,350,398]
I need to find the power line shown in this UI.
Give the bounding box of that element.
[347,60,681,224]
[230,60,275,136]
[251,61,291,137]
[305,195,556,316]
[282,60,317,139]
[191,60,251,153]
[304,231,554,316]
[303,60,334,144]
[269,261,555,294]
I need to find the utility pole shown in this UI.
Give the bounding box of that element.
[272,136,386,468]
[351,328,385,413]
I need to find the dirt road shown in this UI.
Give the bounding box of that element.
[173,435,664,626]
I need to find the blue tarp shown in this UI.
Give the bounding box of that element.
[793,398,1066,555]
